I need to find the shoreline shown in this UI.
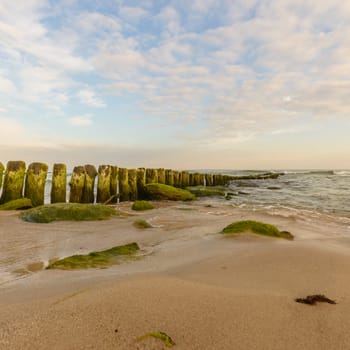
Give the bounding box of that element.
[1,200,350,349]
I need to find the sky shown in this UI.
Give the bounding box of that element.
[0,0,349,170]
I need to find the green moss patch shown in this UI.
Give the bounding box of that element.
[21,203,116,223]
[134,219,152,229]
[137,331,175,348]
[0,198,33,210]
[145,183,195,201]
[186,186,225,197]
[222,220,294,240]
[47,242,140,270]
[132,200,154,211]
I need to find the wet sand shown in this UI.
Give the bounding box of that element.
[1,200,350,349]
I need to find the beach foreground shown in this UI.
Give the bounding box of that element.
[1,200,350,349]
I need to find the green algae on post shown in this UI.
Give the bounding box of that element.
[46,242,140,270]
[109,166,119,203]
[205,173,213,186]
[118,168,130,202]
[69,166,85,203]
[137,331,176,348]
[165,169,174,186]
[82,164,97,203]
[24,162,48,207]
[0,161,26,204]
[145,183,195,201]
[0,162,4,190]
[128,169,138,201]
[51,163,67,203]
[146,168,158,184]
[21,203,116,223]
[133,219,152,229]
[137,168,146,199]
[97,165,112,203]
[157,168,166,184]
[221,220,294,240]
[180,171,190,188]
[132,200,154,211]
[173,171,181,187]
[0,198,33,210]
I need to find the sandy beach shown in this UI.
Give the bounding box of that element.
[1,199,350,349]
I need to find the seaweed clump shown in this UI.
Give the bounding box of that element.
[137,331,176,348]
[47,242,140,270]
[0,198,33,210]
[134,219,152,229]
[21,203,116,223]
[221,220,294,240]
[145,183,195,201]
[295,295,336,305]
[132,200,154,211]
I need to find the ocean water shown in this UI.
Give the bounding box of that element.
[223,170,350,223]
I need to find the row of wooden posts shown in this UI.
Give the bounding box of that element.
[0,161,232,207]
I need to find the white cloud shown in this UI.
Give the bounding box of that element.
[77,89,106,108]
[68,115,93,127]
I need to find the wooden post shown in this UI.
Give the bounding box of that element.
[165,169,174,186]
[128,169,138,201]
[51,163,67,203]
[137,168,146,199]
[0,161,26,203]
[173,171,181,187]
[181,171,190,188]
[0,162,4,192]
[205,173,213,186]
[109,166,119,203]
[145,168,158,184]
[193,173,201,186]
[24,162,48,206]
[96,165,111,203]
[118,168,130,201]
[157,168,166,184]
[69,166,85,203]
[199,174,205,186]
[82,165,97,203]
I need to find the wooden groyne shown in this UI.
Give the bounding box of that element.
[0,161,282,207]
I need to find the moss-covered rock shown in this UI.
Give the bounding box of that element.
[132,200,154,211]
[118,168,130,202]
[221,220,294,240]
[186,186,225,197]
[97,165,112,203]
[0,161,26,204]
[46,242,140,270]
[24,162,48,207]
[69,166,85,203]
[145,183,195,201]
[21,203,116,223]
[133,219,152,229]
[0,198,33,210]
[51,163,67,203]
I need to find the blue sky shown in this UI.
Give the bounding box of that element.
[0,0,349,169]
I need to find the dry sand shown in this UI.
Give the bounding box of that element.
[1,199,350,349]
